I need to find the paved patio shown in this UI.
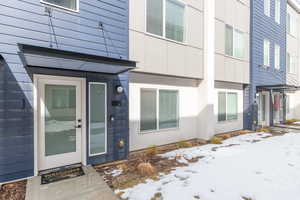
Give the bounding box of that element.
[25,166,119,200]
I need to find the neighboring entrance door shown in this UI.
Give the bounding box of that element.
[37,76,83,170]
[258,93,267,126]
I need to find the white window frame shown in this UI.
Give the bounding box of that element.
[88,82,107,157]
[275,0,281,24]
[217,91,238,122]
[274,44,280,70]
[225,25,245,60]
[264,0,270,17]
[140,88,179,133]
[287,12,297,37]
[286,95,290,114]
[287,13,291,34]
[145,0,186,43]
[287,52,296,74]
[41,0,79,12]
[263,39,270,67]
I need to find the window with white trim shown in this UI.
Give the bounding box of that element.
[218,92,238,122]
[263,39,270,67]
[225,25,245,59]
[287,52,296,74]
[42,0,78,11]
[275,0,281,24]
[140,89,179,132]
[274,44,280,70]
[89,83,107,156]
[264,0,270,17]
[287,12,297,37]
[286,95,290,114]
[146,0,185,42]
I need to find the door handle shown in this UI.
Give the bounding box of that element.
[75,125,82,129]
[75,119,82,128]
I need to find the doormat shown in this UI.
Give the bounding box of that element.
[40,164,85,184]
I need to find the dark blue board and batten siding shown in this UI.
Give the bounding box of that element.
[0,0,130,182]
[245,0,287,129]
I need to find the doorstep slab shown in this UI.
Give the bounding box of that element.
[25,166,119,200]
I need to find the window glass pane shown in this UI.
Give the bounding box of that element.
[275,44,280,70]
[165,0,184,42]
[262,94,266,121]
[264,0,270,16]
[287,96,290,114]
[227,93,238,120]
[234,30,244,59]
[264,40,270,66]
[287,14,291,34]
[43,0,77,10]
[147,0,163,36]
[275,0,280,24]
[291,56,296,73]
[140,89,157,131]
[89,83,106,155]
[225,25,233,56]
[218,92,226,121]
[45,85,76,156]
[287,53,291,73]
[159,90,179,129]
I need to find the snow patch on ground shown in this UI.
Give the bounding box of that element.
[116,132,300,200]
[106,169,123,177]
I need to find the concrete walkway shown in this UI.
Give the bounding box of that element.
[25,166,119,200]
[273,124,300,131]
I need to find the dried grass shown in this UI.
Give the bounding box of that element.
[137,162,157,176]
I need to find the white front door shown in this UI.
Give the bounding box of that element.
[37,76,84,170]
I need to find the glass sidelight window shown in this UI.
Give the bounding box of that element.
[140,89,179,132]
[89,83,107,156]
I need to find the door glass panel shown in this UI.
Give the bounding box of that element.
[262,95,266,121]
[89,83,106,155]
[45,85,76,156]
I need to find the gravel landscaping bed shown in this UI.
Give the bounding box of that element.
[0,180,27,200]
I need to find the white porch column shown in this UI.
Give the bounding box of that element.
[197,0,215,140]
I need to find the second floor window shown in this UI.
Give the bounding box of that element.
[263,39,270,67]
[275,0,281,24]
[146,0,185,42]
[42,0,78,11]
[274,44,280,70]
[287,13,297,37]
[264,0,270,17]
[225,25,245,59]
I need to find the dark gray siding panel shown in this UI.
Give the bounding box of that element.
[0,0,130,182]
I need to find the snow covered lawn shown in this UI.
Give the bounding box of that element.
[116,132,300,200]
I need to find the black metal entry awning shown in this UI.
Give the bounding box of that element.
[18,44,136,74]
[257,84,300,92]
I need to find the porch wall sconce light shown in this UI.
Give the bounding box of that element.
[118,139,125,148]
[116,85,124,94]
[110,115,115,122]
